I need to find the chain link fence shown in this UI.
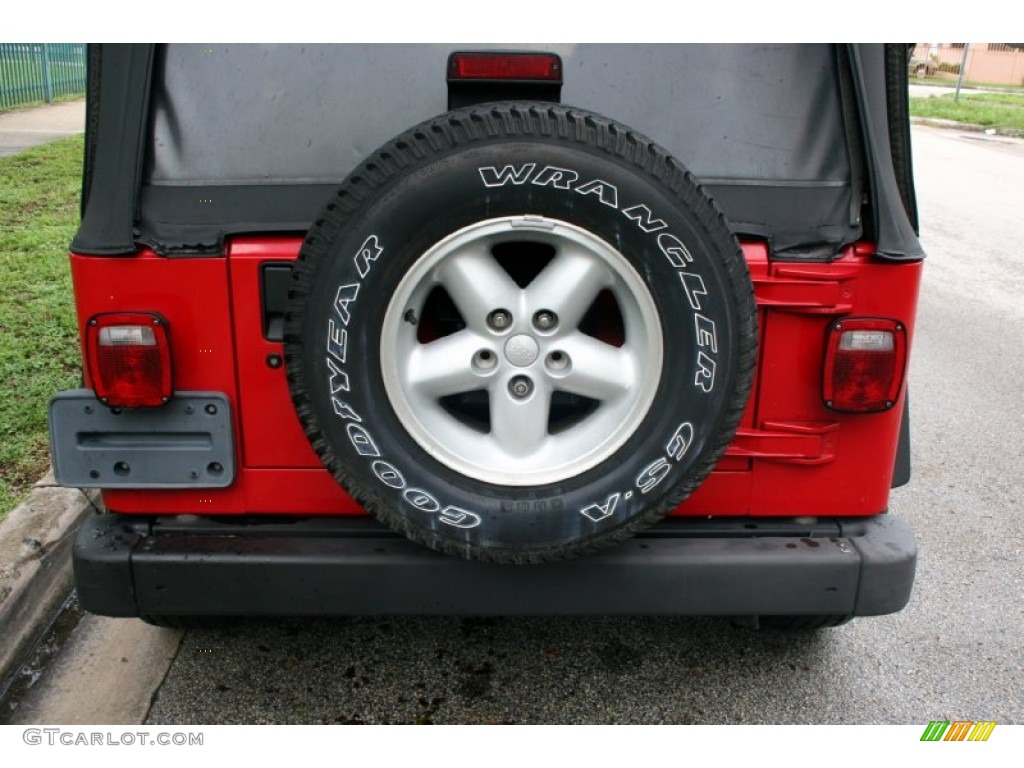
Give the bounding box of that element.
[0,43,87,110]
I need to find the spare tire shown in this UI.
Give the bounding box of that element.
[285,103,756,563]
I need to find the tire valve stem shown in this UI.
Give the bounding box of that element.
[404,309,418,325]
[508,375,533,399]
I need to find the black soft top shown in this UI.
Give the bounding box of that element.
[73,43,922,261]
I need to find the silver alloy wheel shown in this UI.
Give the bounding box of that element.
[381,216,664,486]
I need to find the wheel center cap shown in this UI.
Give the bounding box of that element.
[504,334,539,367]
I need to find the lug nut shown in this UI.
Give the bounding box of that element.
[533,310,558,331]
[487,309,512,331]
[508,375,533,399]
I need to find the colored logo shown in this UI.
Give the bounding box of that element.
[921,721,997,741]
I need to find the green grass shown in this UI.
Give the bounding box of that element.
[0,135,83,515]
[910,92,1024,132]
[910,76,1024,93]
[0,91,85,116]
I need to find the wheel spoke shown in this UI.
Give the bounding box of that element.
[381,216,664,485]
[434,248,521,331]
[490,381,552,457]
[555,334,635,402]
[525,247,612,329]
[406,331,489,398]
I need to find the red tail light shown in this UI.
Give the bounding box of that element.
[448,52,562,81]
[823,318,906,413]
[86,313,172,407]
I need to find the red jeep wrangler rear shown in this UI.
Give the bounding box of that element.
[52,44,923,626]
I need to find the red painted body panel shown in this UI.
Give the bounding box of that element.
[228,238,321,469]
[70,238,921,519]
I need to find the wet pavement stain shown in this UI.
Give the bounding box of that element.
[0,594,84,724]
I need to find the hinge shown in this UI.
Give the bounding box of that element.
[727,421,838,465]
[753,266,858,314]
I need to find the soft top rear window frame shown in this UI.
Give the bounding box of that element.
[72,44,923,263]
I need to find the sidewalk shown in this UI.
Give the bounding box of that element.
[0,99,86,158]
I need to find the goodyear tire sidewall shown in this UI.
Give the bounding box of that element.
[290,117,753,562]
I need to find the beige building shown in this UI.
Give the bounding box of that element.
[913,43,1024,86]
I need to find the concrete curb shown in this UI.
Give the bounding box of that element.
[0,473,97,689]
[911,116,1024,138]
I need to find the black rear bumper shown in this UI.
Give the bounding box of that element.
[73,514,916,618]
